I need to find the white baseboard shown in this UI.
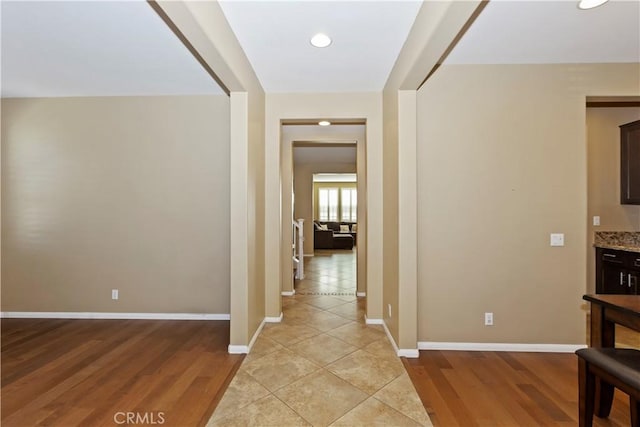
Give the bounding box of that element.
[356,292,366,297]
[281,290,296,296]
[418,341,587,353]
[376,319,419,358]
[265,313,283,323]
[0,312,230,320]
[398,348,420,358]
[229,316,268,354]
[228,344,249,354]
[365,316,383,325]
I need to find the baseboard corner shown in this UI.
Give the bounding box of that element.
[264,312,283,323]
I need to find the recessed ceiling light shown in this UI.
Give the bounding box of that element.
[578,0,609,9]
[318,120,331,126]
[310,33,332,48]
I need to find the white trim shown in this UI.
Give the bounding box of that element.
[365,316,383,325]
[228,345,249,354]
[247,319,266,352]
[398,348,420,358]
[229,317,268,354]
[303,254,314,257]
[0,312,230,320]
[264,312,283,323]
[356,292,366,297]
[417,342,587,353]
[281,290,296,296]
[381,320,419,358]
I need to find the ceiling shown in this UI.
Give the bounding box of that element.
[445,0,640,65]
[218,0,422,92]
[1,1,223,98]
[1,1,638,98]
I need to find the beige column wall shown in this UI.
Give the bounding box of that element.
[154,1,266,348]
[265,93,383,319]
[1,95,230,314]
[381,0,483,351]
[587,107,640,293]
[416,63,640,345]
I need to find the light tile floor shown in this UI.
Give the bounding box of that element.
[208,249,433,426]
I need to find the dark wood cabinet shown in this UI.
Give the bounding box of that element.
[620,120,640,205]
[596,247,639,294]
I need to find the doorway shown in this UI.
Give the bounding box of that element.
[280,122,367,316]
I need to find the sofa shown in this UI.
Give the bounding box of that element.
[313,221,357,250]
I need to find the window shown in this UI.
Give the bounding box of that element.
[341,188,357,222]
[318,188,339,221]
[318,187,357,222]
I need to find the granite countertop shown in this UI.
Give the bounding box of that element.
[594,231,640,253]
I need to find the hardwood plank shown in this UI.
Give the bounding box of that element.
[1,319,243,426]
[405,350,632,427]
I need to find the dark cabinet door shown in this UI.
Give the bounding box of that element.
[596,248,640,295]
[600,263,630,294]
[620,119,640,205]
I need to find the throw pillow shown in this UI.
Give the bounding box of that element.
[319,224,329,231]
[340,225,350,233]
[351,224,357,232]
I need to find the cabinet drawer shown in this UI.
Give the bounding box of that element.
[599,249,626,264]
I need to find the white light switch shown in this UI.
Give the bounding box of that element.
[593,216,600,226]
[550,233,565,247]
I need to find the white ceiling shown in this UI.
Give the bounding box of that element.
[1,1,224,98]
[445,0,640,64]
[218,0,423,92]
[2,1,637,98]
[220,0,639,92]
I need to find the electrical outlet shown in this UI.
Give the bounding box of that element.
[593,216,600,226]
[550,233,564,247]
[388,304,392,317]
[484,312,494,326]
[112,289,119,300]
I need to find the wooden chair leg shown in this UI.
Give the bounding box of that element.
[579,358,595,427]
[595,378,615,418]
[631,398,639,427]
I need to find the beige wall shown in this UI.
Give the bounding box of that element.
[382,89,400,343]
[154,0,266,348]
[587,107,640,293]
[1,95,230,314]
[381,0,483,351]
[417,63,640,345]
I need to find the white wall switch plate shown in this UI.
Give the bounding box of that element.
[484,312,494,326]
[593,216,600,226]
[550,233,565,247]
[112,289,119,300]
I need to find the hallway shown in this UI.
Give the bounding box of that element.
[208,250,432,426]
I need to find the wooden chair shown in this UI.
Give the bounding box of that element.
[576,348,640,427]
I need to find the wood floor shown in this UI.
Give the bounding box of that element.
[1,319,243,427]
[3,315,638,426]
[405,333,638,427]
